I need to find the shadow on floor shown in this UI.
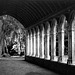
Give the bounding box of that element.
[25,72,42,75]
[25,72,50,75]
[25,56,75,75]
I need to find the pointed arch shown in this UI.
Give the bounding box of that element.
[58,15,68,63]
[68,10,75,65]
[0,15,26,56]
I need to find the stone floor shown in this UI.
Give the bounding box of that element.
[0,57,60,75]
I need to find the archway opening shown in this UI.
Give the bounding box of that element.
[0,15,26,57]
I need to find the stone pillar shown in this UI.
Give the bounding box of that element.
[32,30,34,56]
[45,22,50,60]
[33,29,36,57]
[36,27,40,57]
[40,24,44,59]
[51,19,58,61]
[25,31,27,56]
[58,15,67,63]
[30,31,32,56]
[27,33,30,56]
[68,15,75,65]
[29,31,31,56]
[26,31,28,55]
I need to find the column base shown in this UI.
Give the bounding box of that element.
[31,53,35,57]
[36,55,39,58]
[32,55,34,57]
[29,53,31,56]
[67,59,72,65]
[51,56,58,61]
[67,59,75,65]
[45,56,50,60]
[40,56,44,59]
[58,56,68,63]
[33,55,35,57]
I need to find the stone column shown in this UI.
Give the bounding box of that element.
[40,24,44,59]
[28,33,30,56]
[58,15,67,63]
[58,24,64,63]
[45,22,50,60]
[26,32,29,56]
[30,31,32,56]
[51,19,58,61]
[36,27,40,57]
[33,29,36,57]
[68,16,75,65]
[26,31,28,56]
[32,31,34,57]
[29,31,31,56]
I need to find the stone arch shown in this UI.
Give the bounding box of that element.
[69,10,75,30]
[45,21,50,35]
[59,15,67,31]
[0,15,26,57]
[51,19,57,34]
[58,14,68,63]
[68,10,75,65]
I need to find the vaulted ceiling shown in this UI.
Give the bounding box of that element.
[0,0,75,28]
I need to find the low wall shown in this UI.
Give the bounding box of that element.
[25,56,75,75]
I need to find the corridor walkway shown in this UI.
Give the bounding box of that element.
[0,57,59,75]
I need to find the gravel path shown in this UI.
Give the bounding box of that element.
[0,57,59,75]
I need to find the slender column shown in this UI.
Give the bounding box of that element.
[58,16,67,63]
[35,31,37,57]
[40,27,42,58]
[29,31,31,56]
[47,26,50,59]
[33,30,36,57]
[40,24,44,58]
[28,33,30,55]
[27,32,29,56]
[68,16,75,65]
[32,30,34,56]
[36,27,40,57]
[51,19,58,61]
[37,28,40,57]
[58,30,64,62]
[45,22,50,60]
[30,31,32,56]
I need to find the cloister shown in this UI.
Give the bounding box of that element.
[0,0,75,75]
[26,10,75,65]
